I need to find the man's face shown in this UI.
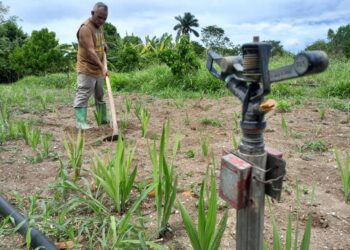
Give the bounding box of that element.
[91,7,108,28]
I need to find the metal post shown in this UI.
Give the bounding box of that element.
[236,151,267,250]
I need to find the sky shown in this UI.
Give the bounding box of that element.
[3,0,350,53]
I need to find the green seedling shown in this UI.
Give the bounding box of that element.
[28,128,41,151]
[186,149,195,158]
[92,137,137,213]
[281,113,289,137]
[200,136,209,157]
[64,130,85,181]
[317,107,326,120]
[140,108,151,137]
[265,179,312,250]
[148,120,179,237]
[335,148,350,202]
[178,170,228,250]
[94,109,103,127]
[41,134,52,158]
[124,96,132,113]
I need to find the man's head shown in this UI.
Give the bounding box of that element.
[90,2,108,28]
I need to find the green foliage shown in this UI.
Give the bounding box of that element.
[334,148,350,202]
[159,36,200,77]
[173,12,199,40]
[201,25,239,56]
[92,137,137,213]
[0,18,27,82]
[9,28,65,76]
[114,44,141,72]
[178,171,228,250]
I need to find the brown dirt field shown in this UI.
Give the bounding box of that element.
[1,93,350,249]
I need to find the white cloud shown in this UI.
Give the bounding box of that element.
[5,0,350,52]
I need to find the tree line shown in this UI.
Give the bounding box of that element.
[1,2,349,83]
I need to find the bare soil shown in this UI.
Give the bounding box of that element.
[1,93,350,249]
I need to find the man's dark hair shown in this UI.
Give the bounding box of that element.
[93,2,108,11]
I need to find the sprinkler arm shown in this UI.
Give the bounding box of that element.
[207,50,329,86]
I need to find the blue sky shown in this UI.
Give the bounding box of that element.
[4,0,350,52]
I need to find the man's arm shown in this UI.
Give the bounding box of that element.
[79,25,107,77]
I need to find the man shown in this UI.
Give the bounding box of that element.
[73,2,109,129]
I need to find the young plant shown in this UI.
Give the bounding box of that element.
[64,130,85,181]
[0,102,10,125]
[41,134,51,158]
[28,128,41,151]
[92,137,137,213]
[334,148,350,202]
[281,113,289,137]
[177,171,228,250]
[140,108,151,137]
[124,96,132,113]
[266,179,313,250]
[94,109,103,127]
[200,136,209,157]
[98,184,161,249]
[148,120,179,237]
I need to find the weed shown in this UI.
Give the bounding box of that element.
[178,170,228,250]
[200,118,223,127]
[186,149,195,158]
[300,140,327,153]
[334,148,350,202]
[277,100,292,112]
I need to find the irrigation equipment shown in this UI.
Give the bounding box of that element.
[0,195,58,249]
[207,36,328,250]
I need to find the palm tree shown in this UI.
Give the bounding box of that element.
[173,12,199,40]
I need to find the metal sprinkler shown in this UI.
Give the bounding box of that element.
[207,36,328,250]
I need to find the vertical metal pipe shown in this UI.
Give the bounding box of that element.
[236,151,267,250]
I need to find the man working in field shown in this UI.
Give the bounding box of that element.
[73,2,108,129]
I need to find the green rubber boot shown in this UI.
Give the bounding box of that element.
[95,102,109,124]
[75,107,91,129]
